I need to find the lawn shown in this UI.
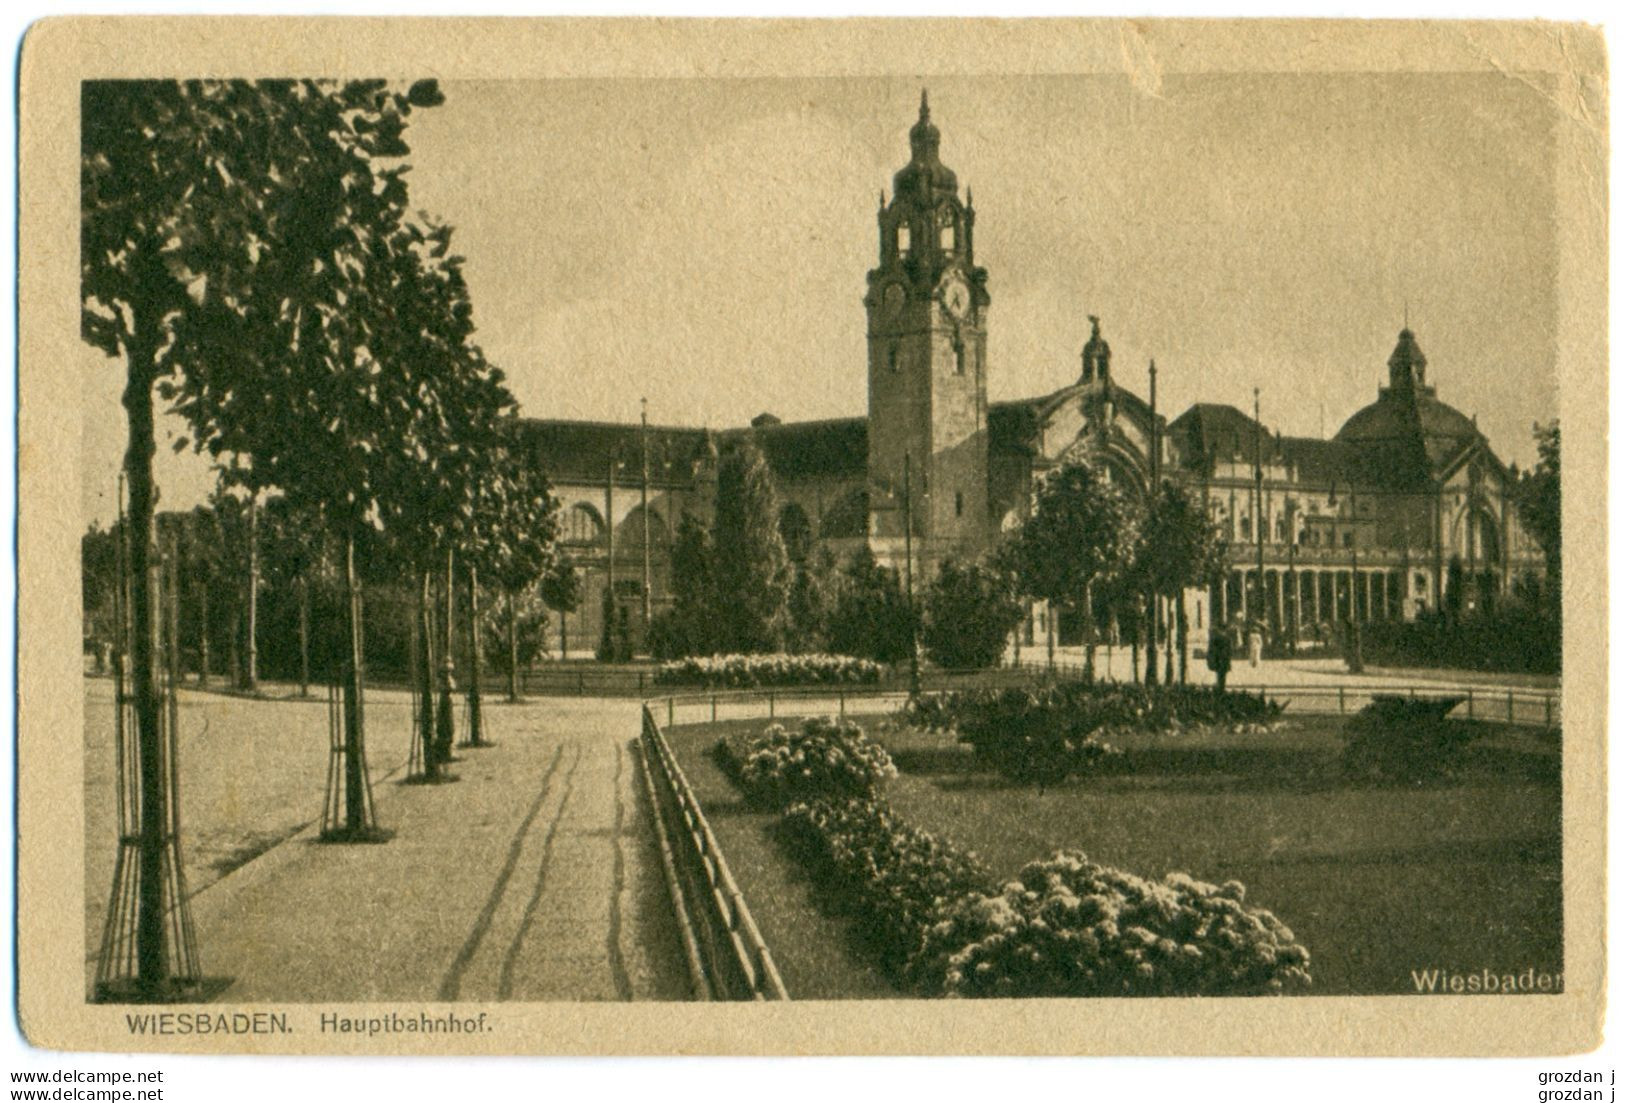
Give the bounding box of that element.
[662,711,1562,998]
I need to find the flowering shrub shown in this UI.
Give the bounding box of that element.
[654,652,885,689]
[904,684,1286,784]
[727,717,897,809]
[912,851,1312,998]
[782,797,993,977]
[1341,695,1478,783]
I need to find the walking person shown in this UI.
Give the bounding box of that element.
[1206,626,1233,694]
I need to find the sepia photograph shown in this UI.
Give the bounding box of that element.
[15,16,1607,1059]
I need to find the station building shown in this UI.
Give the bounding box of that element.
[518,94,1544,652]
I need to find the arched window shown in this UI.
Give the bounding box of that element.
[562,502,606,545]
[897,223,911,254]
[616,505,669,549]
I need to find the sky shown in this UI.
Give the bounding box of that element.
[80,72,1561,528]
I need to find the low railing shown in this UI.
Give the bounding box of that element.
[647,677,1561,732]
[637,704,789,1001]
[525,662,1062,699]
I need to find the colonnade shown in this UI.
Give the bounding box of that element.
[1213,566,1409,636]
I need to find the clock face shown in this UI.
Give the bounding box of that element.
[943,279,971,319]
[882,283,905,316]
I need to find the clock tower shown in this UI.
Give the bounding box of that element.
[864,91,990,570]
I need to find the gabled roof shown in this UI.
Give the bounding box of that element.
[514,419,712,484]
[1169,403,1400,488]
[519,413,871,485]
[1167,403,1267,466]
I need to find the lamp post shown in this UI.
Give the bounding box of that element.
[902,450,921,700]
[1330,481,1364,673]
[1286,512,1298,657]
[605,454,627,661]
[1253,388,1268,645]
[640,398,653,631]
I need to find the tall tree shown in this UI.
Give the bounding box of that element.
[1134,481,1229,684]
[787,544,840,654]
[1008,460,1142,680]
[660,510,717,656]
[363,221,515,772]
[258,493,332,697]
[827,546,917,664]
[86,79,448,883]
[469,442,559,708]
[539,560,582,661]
[1517,420,1561,591]
[922,556,1024,670]
[709,440,790,653]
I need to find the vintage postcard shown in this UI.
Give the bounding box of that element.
[16,17,1606,1056]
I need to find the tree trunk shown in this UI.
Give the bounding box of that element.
[341,532,367,831]
[417,570,438,779]
[1131,607,1140,683]
[243,493,258,691]
[559,604,567,660]
[507,589,520,703]
[436,549,456,762]
[466,563,483,745]
[1177,596,1190,684]
[121,329,168,995]
[1082,582,1096,684]
[228,608,241,692]
[1045,602,1055,671]
[297,576,310,698]
[1145,589,1159,686]
[1164,595,1176,685]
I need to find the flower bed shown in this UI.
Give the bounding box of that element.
[913,851,1312,997]
[782,797,992,978]
[1341,694,1478,783]
[655,653,885,689]
[719,716,896,809]
[904,683,1287,784]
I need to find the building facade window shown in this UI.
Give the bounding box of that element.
[563,503,605,544]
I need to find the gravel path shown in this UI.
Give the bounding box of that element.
[84,683,690,1002]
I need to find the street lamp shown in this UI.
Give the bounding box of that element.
[902,451,922,700]
[605,452,630,661]
[1329,481,1364,673]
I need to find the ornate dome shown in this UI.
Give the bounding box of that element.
[1335,328,1483,481]
[891,90,959,201]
